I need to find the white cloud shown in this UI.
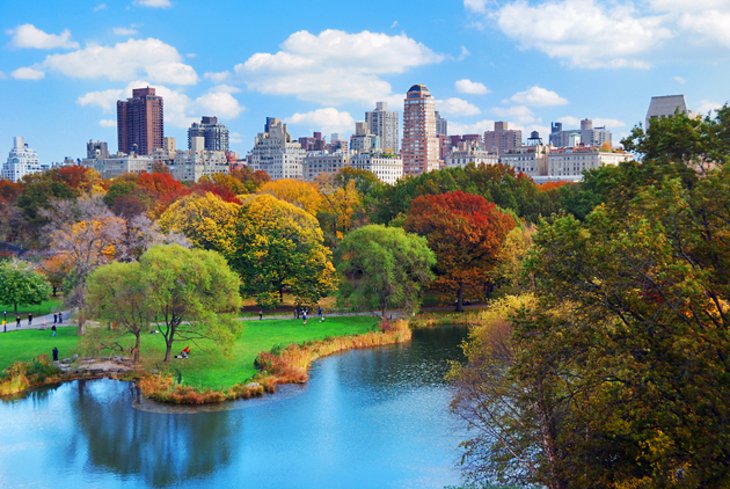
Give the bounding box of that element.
[464,0,488,14]
[436,97,481,117]
[204,71,230,83]
[134,0,171,7]
[8,24,79,50]
[39,38,198,85]
[210,84,240,94]
[235,29,442,106]
[448,118,495,135]
[286,108,355,135]
[11,67,45,80]
[491,0,671,68]
[99,119,116,128]
[113,26,139,36]
[455,78,489,95]
[194,91,244,119]
[229,132,243,145]
[492,105,538,126]
[509,86,568,107]
[93,3,107,12]
[695,100,724,116]
[77,88,125,112]
[676,10,730,48]
[673,75,686,85]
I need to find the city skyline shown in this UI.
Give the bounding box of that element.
[1,0,729,161]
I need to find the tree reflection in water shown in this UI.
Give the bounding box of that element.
[69,379,240,488]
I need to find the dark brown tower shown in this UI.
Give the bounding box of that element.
[116,87,164,155]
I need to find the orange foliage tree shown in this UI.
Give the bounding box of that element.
[405,190,516,311]
[136,171,191,218]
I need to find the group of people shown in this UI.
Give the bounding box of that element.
[0,310,64,334]
[295,306,326,326]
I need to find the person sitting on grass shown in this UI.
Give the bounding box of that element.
[175,346,191,359]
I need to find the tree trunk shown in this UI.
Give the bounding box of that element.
[78,308,86,335]
[164,340,172,362]
[456,285,464,312]
[132,332,141,364]
[13,302,17,313]
[279,287,284,303]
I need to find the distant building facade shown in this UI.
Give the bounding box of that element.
[83,154,154,179]
[86,140,109,160]
[365,102,399,153]
[173,136,229,182]
[435,111,448,137]
[2,137,45,182]
[484,121,522,155]
[116,87,164,155]
[187,116,229,152]
[548,147,630,181]
[401,84,440,176]
[549,119,612,148]
[247,117,305,180]
[302,152,349,182]
[350,153,403,185]
[298,132,327,152]
[350,122,380,153]
[645,94,688,129]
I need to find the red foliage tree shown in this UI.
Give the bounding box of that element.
[405,190,516,311]
[136,172,191,217]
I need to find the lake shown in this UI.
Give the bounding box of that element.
[0,326,467,489]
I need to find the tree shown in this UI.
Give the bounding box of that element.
[259,179,323,216]
[335,224,435,316]
[158,192,240,256]
[0,259,51,313]
[230,194,335,307]
[37,253,72,297]
[139,244,242,362]
[316,175,363,246]
[405,191,516,311]
[86,261,155,363]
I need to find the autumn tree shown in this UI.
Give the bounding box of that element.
[158,192,240,257]
[335,224,435,316]
[45,197,125,334]
[0,259,52,313]
[139,244,241,362]
[259,179,323,216]
[230,194,336,307]
[86,261,155,363]
[37,253,72,296]
[316,175,363,246]
[405,191,515,311]
[230,166,270,193]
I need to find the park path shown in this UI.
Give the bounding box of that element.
[1,310,72,332]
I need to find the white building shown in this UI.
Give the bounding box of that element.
[302,152,349,182]
[646,94,687,129]
[350,122,380,153]
[548,147,631,181]
[443,140,498,168]
[247,117,305,180]
[350,153,403,185]
[500,144,550,178]
[172,136,229,182]
[365,101,399,153]
[2,137,46,182]
[83,154,154,179]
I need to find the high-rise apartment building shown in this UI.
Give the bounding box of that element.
[117,87,164,155]
[435,111,448,136]
[484,121,522,155]
[401,84,440,176]
[365,102,399,153]
[187,116,229,152]
[549,119,612,148]
[247,117,305,180]
[645,95,687,129]
[350,121,380,153]
[2,137,44,182]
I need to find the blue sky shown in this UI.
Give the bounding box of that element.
[1,0,728,162]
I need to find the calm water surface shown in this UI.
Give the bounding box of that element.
[0,326,467,489]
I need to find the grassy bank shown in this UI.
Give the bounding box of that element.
[410,309,488,328]
[0,316,383,400]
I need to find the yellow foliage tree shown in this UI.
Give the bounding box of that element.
[158,192,241,256]
[259,179,323,216]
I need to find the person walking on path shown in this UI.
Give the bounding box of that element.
[28,313,33,327]
[52,347,59,362]
[16,314,20,328]
[53,313,57,324]
[58,311,63,324]
[302,310,307,326]
[2,318,6,333]
[259,309,263,320]
[51,325,57,337]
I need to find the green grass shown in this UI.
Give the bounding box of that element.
[0,327,82,373]
[0,298,63,317]
[0,316,379,390]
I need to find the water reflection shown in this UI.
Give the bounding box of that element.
[69,379,240,487]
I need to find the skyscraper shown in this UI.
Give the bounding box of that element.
[365,102,399,153]
[187,116,230,152]
[435,111,448,136]
[2,136,43,182]
[401,84,440,176]
[645,95,687,129]
[116,87,164,155]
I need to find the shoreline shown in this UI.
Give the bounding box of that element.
[0,319,412,405]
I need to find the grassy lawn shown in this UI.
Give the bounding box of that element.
[0,316,379,391]
[0,298,63,317]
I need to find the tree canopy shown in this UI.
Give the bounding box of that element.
[0,259,51,313]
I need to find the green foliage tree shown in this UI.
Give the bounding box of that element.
[335,224,435,316]
[139,244,242,362]
[230,194,336,307]
[0,259,51,313]
[86,261,155,363]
